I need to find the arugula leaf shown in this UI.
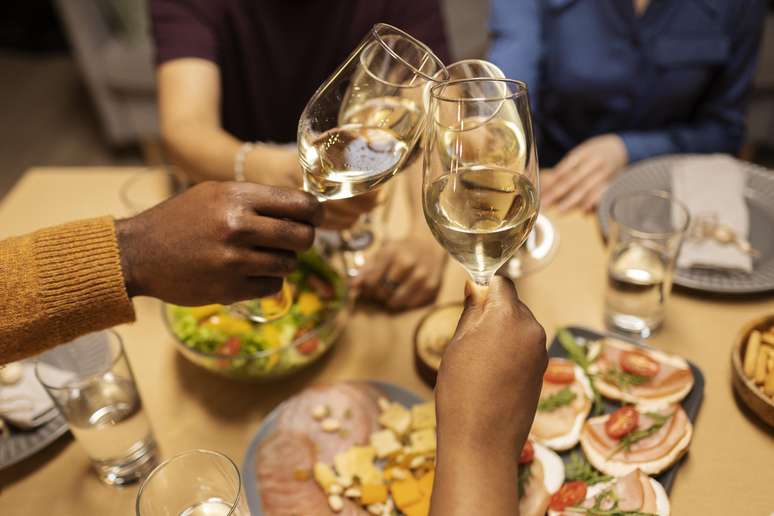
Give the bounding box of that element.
[602,367,650,392]
[558,328,591,369]
[556,329,605,415]
[538,386,577,412]
[607,411,674,459]
[517,461,532,497]
[563,487,658,515]
[564,453,612,485]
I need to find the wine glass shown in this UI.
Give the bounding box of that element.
[298,23,447,272]
[422,78,539,287]
[234,24,446,321]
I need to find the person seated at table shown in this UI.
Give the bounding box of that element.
[150,0,451,311]
[488,0,765,212]
[0,182,322,364]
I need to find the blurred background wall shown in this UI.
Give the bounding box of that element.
[0,0,772,202]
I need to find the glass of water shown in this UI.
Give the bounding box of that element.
[136,449,249,516]
[35,331,159,485]
[604,191,690,338]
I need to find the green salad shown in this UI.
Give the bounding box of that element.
[167,251,347,379]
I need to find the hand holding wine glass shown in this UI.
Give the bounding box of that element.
[422,78,540,287]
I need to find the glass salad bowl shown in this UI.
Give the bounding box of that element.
[164,249,350,381]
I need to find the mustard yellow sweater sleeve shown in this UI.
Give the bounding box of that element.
[0,217,136,364]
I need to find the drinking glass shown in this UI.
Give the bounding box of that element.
[422,78,540,286]
[136,449,249,516]
[298,23,447,269]
[35,331,159,485]
[605,191,690,337]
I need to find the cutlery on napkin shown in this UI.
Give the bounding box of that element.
[671,155,753,273]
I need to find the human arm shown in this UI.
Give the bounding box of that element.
[0,182,321,364]
[431,277,548,516]
[618,1,765,163]
[352,165,447,311]
[487,0,542,112]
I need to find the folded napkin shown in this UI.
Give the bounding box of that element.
[672,155,752,273]
[0,362,68,430]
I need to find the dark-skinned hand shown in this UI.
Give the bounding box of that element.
[115,181,322,305]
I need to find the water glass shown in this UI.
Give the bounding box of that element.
[604,191,690,337]
[35,331,159,485]
[136,449,249,516]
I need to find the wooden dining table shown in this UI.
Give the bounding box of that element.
[0,167,772,515]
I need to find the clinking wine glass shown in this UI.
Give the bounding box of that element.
[298,23,448,277]
[422,78,540,287]
[234,24,446,321]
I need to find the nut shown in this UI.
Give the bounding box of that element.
[409,456,426,469]
[328,494,344,512]
[328,483,343,495]
[344,487,361,498]
[321,418,341,433]
[367,504,384,515]
[312,404,329,421]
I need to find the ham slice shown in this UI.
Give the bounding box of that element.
[532,379,590,440]
[276,382,381,463]
[584,405,689,463]
[519,457,552,516]
[595,339,693,402]
[255,431,367,516]
[558,470,663,516]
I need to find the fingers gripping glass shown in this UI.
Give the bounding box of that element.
[422,78,540,287]
[298,23,448,268]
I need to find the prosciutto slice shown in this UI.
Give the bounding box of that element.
[519,458,551,516]
[255,431,367,516]
[276,382,382,463]
[560,470,661,516]
[531,375,591,440]
[584,405,689,463]
[596,339,693,400]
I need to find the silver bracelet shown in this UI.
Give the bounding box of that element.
[234,142,255,182]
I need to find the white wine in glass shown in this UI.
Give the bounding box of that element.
[423,78,539,286]
[298,24,446,253]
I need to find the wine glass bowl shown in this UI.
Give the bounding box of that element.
[298,23,447,201]
[422,78,539,286]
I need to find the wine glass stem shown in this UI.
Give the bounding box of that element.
[470,271,493,287]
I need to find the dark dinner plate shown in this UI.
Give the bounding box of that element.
[598,155,774,294]
[550,326,705,494]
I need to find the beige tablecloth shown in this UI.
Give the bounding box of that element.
[0,168,772,515]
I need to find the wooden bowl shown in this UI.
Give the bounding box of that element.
[731,314,774,428]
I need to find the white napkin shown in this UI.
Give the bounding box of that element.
[0,362,67,430]
[672,155,752,273]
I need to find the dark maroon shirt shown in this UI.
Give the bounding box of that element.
[150,0,450,144]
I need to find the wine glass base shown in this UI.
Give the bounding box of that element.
[501,214,559,279]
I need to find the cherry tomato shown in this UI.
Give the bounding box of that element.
[307,274,334,300]
[549,481,588,511]
[544,360,575,384]
[605,406,639,438]
[620,350,660,378]
[218,336,242,356]
[297,336,320,355]
[518,440,534,464]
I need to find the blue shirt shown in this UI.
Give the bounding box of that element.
[488,0,765,166]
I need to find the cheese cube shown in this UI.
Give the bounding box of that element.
[390,477,423,510]
[417,470,434,496]
[360,484,389,505]
[314,462,338,491]
[410,402,436,430]
[402,495,431,516]
[379,403,412,436]
[408,429,437,455]
[370,429,402,459]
